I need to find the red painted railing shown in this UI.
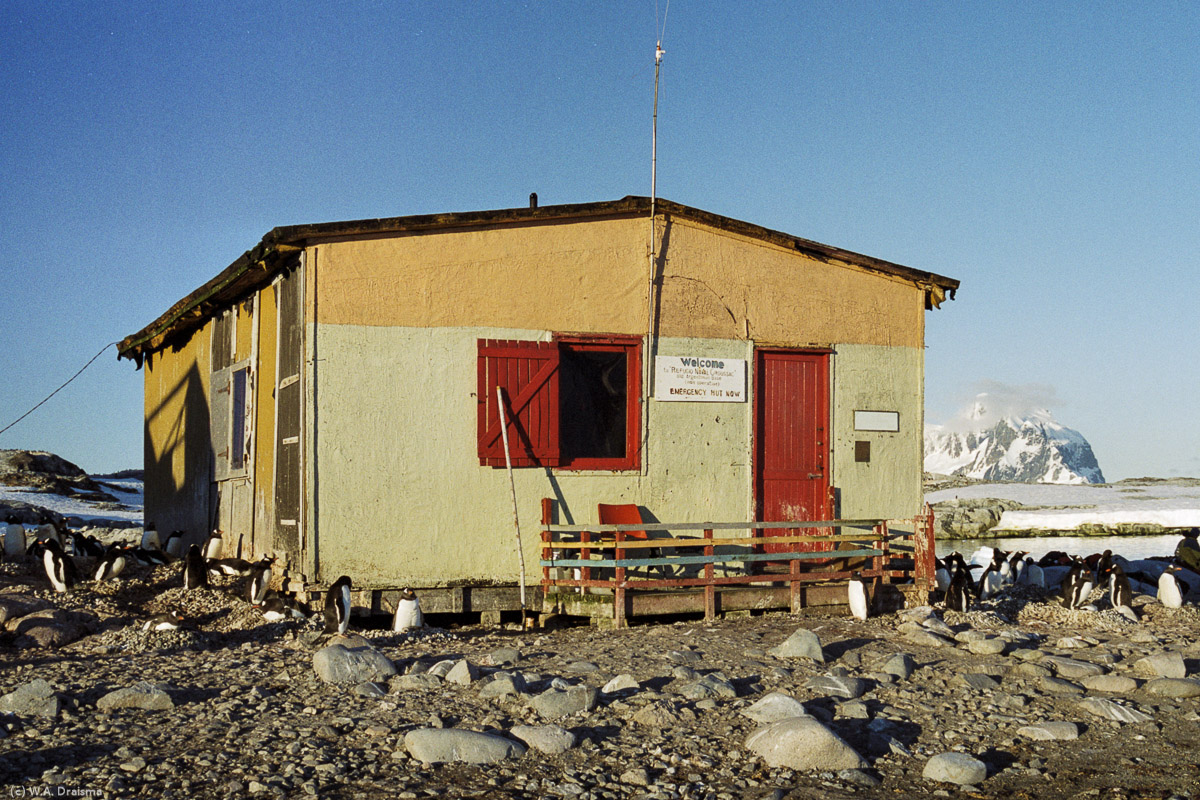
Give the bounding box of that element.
[540,498,937,627]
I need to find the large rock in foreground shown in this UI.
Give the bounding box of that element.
[313,636,398,684]
[404,728,526,764]
[744,717,866,771]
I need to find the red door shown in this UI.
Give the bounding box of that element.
[755,350,831,553]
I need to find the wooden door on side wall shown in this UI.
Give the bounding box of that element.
[755,350,831,554]
[273,264,303,567]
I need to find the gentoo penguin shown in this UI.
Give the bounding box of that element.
[163,530,185,558]
[3,520,25,559]
[26,539,49,561]
[1109,563,1135,612]
[143,610,185,631]
[1094,550,1114,582]
[1006,551,1028,584]
[1158,564,1185,609]
[203,530,223,560]
[261,592,310,622]
[75,531,106,559]
[945,561,971,613]
[93,546,128,582]
[36,522,63,549]
[934,557,952,594]
[132,546,170,567]
[847,573,870,621]
[1061,558,1094,609]
[207,556,254,577]
[977,550,1006,600]
[42,539,77,593]
[184,544,208,590]
[1020,557,1045,589]
[992,549,1015,583]
[245,557,275,605]
[392,587,425,632]
[1040,551,1071,567]
[141,524,161,551]
[324,575,352,635]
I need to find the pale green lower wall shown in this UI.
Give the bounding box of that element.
[830,344,925,520]
[307,325,922,587]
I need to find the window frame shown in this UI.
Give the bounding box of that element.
[553,334,642,472]
[476,334,642,472]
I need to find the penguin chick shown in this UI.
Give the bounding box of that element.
[392,587,425,632]
[184,544,208,590]
[847,573,869,621]
[324,575,352,635]
[143,610,185,631]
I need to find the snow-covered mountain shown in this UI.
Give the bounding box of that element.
[925,399,1105,485]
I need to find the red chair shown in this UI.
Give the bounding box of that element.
[598,503,664,577]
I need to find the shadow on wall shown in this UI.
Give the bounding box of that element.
[142,352,212,548]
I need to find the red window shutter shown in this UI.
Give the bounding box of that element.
[477,339,560,467]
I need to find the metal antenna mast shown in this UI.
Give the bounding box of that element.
[644,6,668,464]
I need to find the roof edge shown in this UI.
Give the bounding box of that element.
[118,196,960,364]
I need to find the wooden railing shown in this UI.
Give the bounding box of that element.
[540,499,936,626]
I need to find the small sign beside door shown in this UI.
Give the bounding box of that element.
[655,356,746,402]
[854,410,900,432]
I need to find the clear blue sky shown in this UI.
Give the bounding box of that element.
[2,1,1197,480]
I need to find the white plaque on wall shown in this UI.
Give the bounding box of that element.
[854,410,900,432]
[655,356,746,402]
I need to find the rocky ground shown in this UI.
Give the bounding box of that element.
[3,552,1200,800]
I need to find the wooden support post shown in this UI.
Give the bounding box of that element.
[703,528,715,621]
[875,520,892,584]
[912,504,936,591]
[541,498,553,588]
[580,530,591,594]
[790,527,802,613]
[614,531,627,629]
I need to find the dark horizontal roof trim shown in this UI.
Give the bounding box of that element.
[118,196,960,363]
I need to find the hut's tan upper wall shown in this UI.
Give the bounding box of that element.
[306,215,924,348]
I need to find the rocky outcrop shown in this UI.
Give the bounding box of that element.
[0,450,118,503]
[930,497,1025,538]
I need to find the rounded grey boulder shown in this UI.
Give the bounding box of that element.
[923,752,988,785]
[313,638,398,685]
[768,628,824,662]
[744,716,867,771]
[404,728,527,764]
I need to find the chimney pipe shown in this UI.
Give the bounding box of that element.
[529,192,538,209]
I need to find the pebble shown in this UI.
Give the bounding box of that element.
[1143,678,1200,698]
[923,752,987,785]
[1016,721,1080,741]
[767,628,824,662]
[3,549,1200,799]
[1077,697,1153,724]
[1134,652,1186,679]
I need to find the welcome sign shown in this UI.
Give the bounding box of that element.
[655,356,746,402]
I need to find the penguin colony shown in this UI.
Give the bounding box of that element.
[839,534,1197,623]
[926,538,1200,621]
[6,513,1194,627]
[1,518,425,636]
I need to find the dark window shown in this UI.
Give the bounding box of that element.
[477,336,639,471]
[559,344,631,466]
[231,367,249,471]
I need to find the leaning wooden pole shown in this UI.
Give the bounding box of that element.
[496,386,528,625]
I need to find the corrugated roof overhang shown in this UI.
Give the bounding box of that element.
[117,196,960,366]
